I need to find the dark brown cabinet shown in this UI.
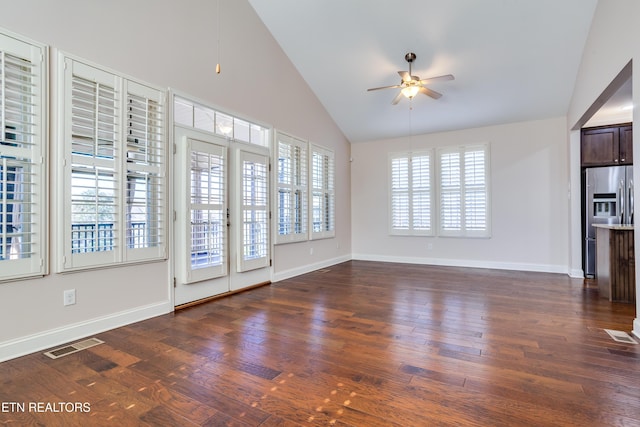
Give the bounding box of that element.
[595,226,635,303]
[581,123,633,167]
[619,124,633,165]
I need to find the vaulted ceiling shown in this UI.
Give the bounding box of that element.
[249,0,601,143]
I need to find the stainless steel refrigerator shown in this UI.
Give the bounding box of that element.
[584,165,634,277]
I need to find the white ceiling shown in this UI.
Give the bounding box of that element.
[248,0,601,143]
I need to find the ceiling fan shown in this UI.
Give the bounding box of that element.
[367,52,454,105]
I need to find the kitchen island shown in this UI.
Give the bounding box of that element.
[594,224,635,303]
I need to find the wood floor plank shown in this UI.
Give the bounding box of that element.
[2,261,640,426]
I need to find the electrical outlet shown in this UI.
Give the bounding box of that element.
[427,243,433,250]
[310,247,314,255]
[63,289,76,306]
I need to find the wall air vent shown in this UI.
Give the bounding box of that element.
[44,338,105,359]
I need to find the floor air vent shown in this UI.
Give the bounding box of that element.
[44,337,105,359]
[604,329,638,345]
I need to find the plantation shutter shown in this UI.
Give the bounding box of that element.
[0,32,46,281]
[390,155,410,231]
[310,144,335,240]
[464,148,488,232]
[238,150,269,272]
[124,80,166,261]
[180,138,227,283]
[389,152,433,235]
[61,54,168,270]
[64,60,120,269]
[438,145,490,237]
[275,131,307,244]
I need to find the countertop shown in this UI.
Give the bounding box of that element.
[593,224,634,230]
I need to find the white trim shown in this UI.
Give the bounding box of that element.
[0,301,172,363]
[352,253,568,274]
[272,254,351,282]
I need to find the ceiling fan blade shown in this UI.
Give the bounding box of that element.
[419,86,442,99]
[391,91,404,105]
[419,74,455,85]
[398,71,411,82]
[367,84,401,92]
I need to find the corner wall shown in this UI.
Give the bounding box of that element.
[567,0,640,337]
[351,117,569,273]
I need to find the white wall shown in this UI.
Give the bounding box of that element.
[352,117,569,273]
[0,0,351,361]
[567,0,640,337]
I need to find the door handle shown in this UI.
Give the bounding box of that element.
[619,184,625,224]
[629,185,634,224]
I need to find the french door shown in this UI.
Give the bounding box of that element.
[173,126,270,306]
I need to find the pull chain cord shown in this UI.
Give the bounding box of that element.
[408,98,413,157]
[216,0,221,74]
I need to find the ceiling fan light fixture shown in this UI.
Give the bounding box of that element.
[367,52,453,104]
[401,85,420,99]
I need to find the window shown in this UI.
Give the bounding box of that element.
[389,151,434,235]
[275,131,307,244]
[389,144,490,237]
[310,144,335,239]
[0,31,47,281]
[174,96,269,146]
[60,55,167,270]
[438,144,490,237]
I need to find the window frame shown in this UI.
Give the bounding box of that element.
[58,53,167,272]
[0,29,48,282]
[274,131,308,244]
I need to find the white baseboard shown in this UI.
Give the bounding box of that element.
[569,268,585,279]
[351,253,569,274]
[0,301,172,363]
[272,254,351,283]
[633,318,640,341]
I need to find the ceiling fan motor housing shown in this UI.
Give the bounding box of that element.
[405,52,416,63]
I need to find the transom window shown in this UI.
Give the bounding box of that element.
[174,96,269,147]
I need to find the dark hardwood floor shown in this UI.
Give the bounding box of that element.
[1,261,639,426]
